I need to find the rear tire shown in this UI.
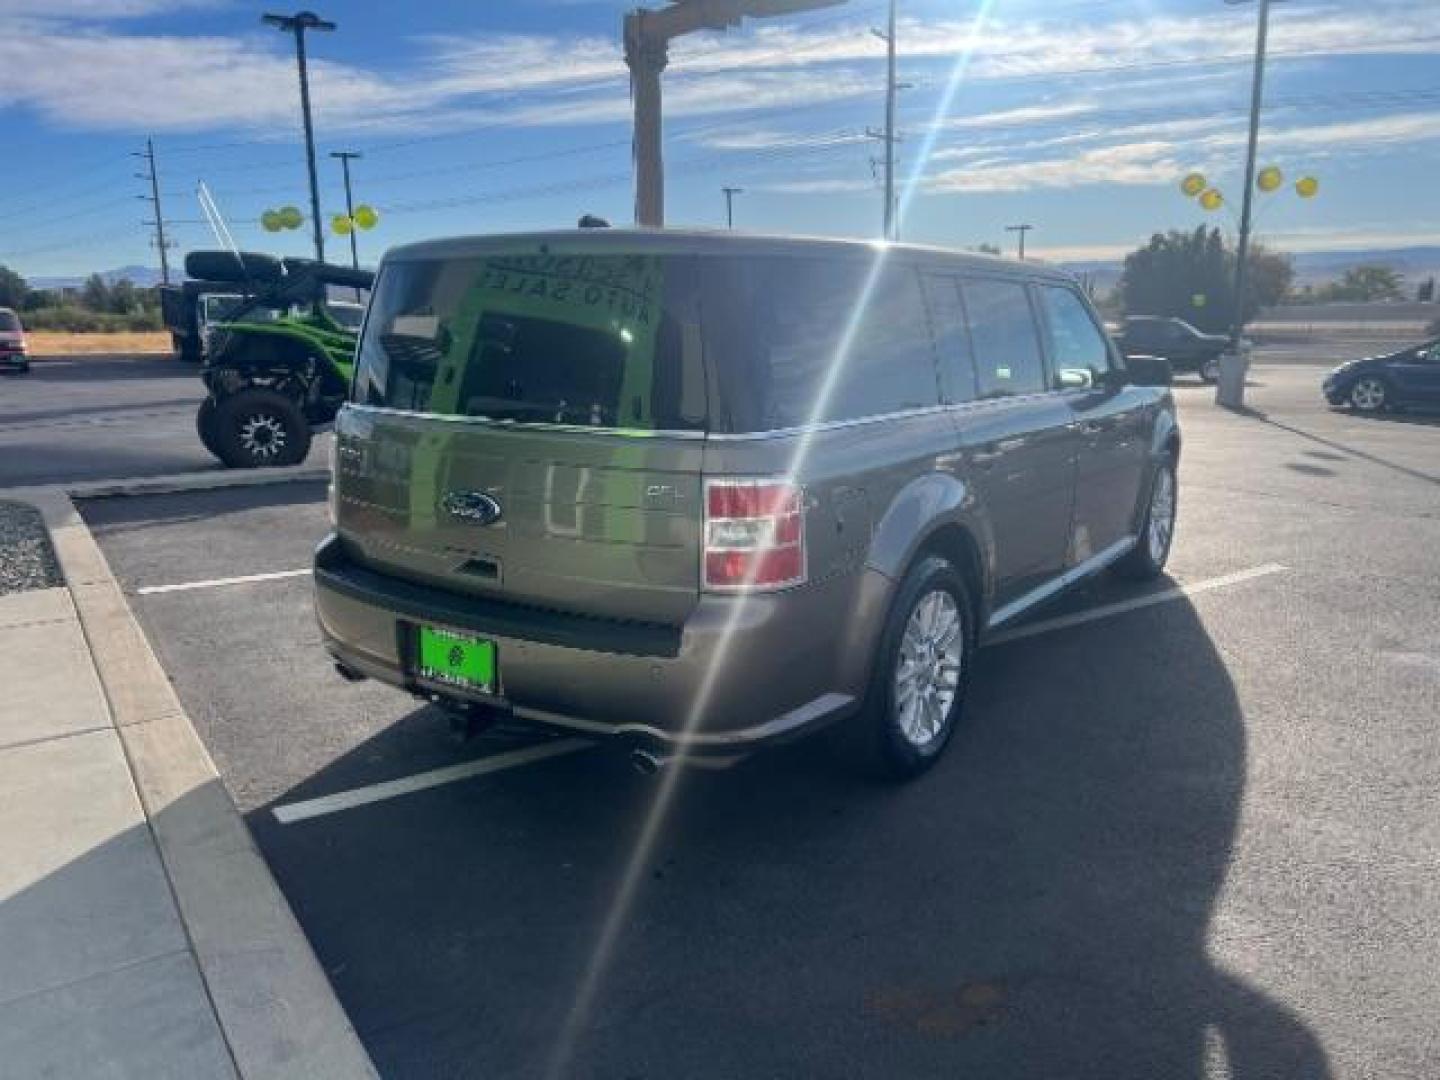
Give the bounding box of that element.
[211,388,310,469]
[195,398,221,460]
[1114,457,1177,580]
[835,556,974,782]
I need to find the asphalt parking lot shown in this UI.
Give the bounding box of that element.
[0,354,329,488]
[77,360,1440,1079]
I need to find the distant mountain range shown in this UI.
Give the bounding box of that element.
[30,265,166,289]
[1062,246,1440,293]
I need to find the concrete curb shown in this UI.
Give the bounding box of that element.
[14,485,377,1080]
[0,464,330,503]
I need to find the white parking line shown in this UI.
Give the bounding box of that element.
[272,738,594,824]
[257,561,1283,825]
[136,568,311,595]
[984,562,1288,646]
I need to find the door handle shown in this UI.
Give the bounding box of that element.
[971,437,1024,466]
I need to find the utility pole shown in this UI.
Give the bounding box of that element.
[1005,223,1033,260]
[624,0,846,228]
[134,137,171,284]
[263,10,336,264]
[1229,0,1271,352]
[330,151,362,270]
[878,0,897,240]
[722,186,743,229]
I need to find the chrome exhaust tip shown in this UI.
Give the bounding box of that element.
[333,660,366,683]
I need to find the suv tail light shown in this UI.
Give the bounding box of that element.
[703,479,806,592]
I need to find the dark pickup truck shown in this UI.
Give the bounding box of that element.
[1115,316,1229,383]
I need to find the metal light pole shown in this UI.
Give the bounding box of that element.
[263,11,335,264]
[330,151,362,270]
[722,186,744,229]
[1005,223,1033,260]
[624,0,847,228]
[1229,0,1271,352]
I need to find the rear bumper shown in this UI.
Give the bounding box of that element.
[313,533,888,752]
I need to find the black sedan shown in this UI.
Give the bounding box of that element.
[1323,338,1440,413]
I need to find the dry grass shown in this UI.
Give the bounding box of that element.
[27,331,174,356]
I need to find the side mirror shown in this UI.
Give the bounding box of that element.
[1123,354,1172,387]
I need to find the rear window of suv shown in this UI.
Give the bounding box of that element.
[353,248,942,433]
[356,252,708,431]
[0,310,21,332]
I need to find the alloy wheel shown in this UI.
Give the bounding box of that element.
[1148,467,1176,564]
[1350,377,1386,411]
[238,413,288,461]
[893,589,963,748]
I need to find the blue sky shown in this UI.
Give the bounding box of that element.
[4,0,1439,277]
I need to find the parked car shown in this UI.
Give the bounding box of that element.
[0,307,29,373]
[1115,316,1229,383]
[1323,338,1440,412]
[314,231,1180,780]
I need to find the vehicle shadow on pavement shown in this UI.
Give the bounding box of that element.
[1236,406,1440,486]
[254,597,1332,1079]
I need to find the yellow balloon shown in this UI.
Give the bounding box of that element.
[1180,172,1207,198]
[331,214,354,236]
[352,204,379,230]
[278,205,303,230]
[260,209,282,233]
[1199,188,1224,211]
[1295,175,1319,198]
[1257,165,1283,192]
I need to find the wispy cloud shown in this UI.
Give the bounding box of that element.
[1,1,1435,136]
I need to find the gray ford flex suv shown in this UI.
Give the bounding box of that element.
[315,230,1180,779]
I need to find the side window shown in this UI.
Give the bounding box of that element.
[920,274,976,403]
[827,263,941,421]
[1039,285,1113,390]
[961,278,1047,398]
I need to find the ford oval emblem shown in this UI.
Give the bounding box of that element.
[441,490,503,526]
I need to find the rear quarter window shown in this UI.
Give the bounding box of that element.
[699,257,940,430]
[0,311,21,331]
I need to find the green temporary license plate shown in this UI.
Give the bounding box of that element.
[416,625,496,694]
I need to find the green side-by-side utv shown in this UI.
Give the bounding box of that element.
[179,250,373,468]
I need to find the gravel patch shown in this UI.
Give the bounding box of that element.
[0,501,62,595]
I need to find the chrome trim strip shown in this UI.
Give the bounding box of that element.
[514,691,855,748]
[985,535,1137,631]
[704,405,951,442]
[343,404,708,440]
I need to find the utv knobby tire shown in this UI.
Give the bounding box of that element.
[212,388,310,469]
[195,398,221,460]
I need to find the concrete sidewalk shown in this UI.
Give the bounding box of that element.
[0,486,375,1080]
[0,586,236,1077]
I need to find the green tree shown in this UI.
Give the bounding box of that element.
[0,264,28,309]
[108,278,139,314]
[81,273,111,312]
[1317,265,1404,302]
[970,242,1001,255]
[1119,227,1291,332]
